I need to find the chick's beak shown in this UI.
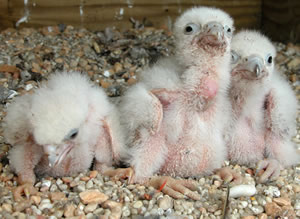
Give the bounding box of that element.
[197,22,224,46]
[43,143,74,167]
[235,55,266,79]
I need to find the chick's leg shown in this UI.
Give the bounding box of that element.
[147,176,201,200]
[9,139,43,201]
[256,159,282,183]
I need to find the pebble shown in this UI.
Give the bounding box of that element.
[264,186,280,197]
[251,205,264,215]
[273,197,291,206]
[133,200,143,209]
[49,192,66,201]
[230,184,257,198]
[158,195,173,210]
[264,202,281,217]
[84,203,98,213]
[38,199,53,211]
[79,190,109,204]
[64,204,76,217]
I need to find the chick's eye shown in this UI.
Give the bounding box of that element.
[70,131,78,139]
[184,23,199,35]
[224,25,232,35]
[266,55,273,64]
[66,128,79,140]
[231,50,239,64]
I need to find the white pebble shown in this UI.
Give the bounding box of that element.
[251,206,264,215]
[264,186,280,197]
[25,84,33,91]
[238,201,248,209]
[229,184,257,198]
[86,180,93,189]
[42,180,51,188]
[76,184,86,192]
[39,199,53,211]
[58,184,68,191]
[31,206,42,215]
[103,70,110,77]
[133,201,143,209]
[56,178,63,185]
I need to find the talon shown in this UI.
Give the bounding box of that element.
[256,159,281,183]
[148,176,201,200]
[216,167,243,185]
[13,183,37,202]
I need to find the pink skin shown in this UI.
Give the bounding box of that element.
[129,67,229,183]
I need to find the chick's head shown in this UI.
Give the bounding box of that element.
[174,7,234,65]
[231,30,276,81]
[30,73,91,167]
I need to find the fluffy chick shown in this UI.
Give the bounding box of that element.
[227,30,299,182]
[119,7,238,199]
[4,72,126,200]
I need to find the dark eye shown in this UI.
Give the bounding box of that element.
[227,28,231,33]
[267,55,273,64]
[185,26,193,33]
[70,131,78,139]
[184,23,199,35]
[66,128,79,140]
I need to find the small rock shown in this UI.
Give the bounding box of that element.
[2,203,12,213]
[264,186,280,197]
[79,190,109,204]
[158,195,173,210]
[133,201,143,209]
[273,197,291,206]
[289,74,297,83]
[0,64,20,74]
[287,57,300,69]
[93,42,101,53]
[64,203,76,217]
[100,79,111,89]
[86,180,93,189]
[127,77,137,85]
[49,192,66,202]
[258,213,268,219]
[42,179,52,188]
[242,216,255,219]
[265,202,281,217]
[84,203,98,213]
[76,184,86,192]
[251,205,264,215]
[89,170,98,178]
[30,195,41,205]
[38,199,53,211]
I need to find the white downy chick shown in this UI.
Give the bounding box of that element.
[4,72,126,197]
[227,30,299,182]
[119,7,236,198]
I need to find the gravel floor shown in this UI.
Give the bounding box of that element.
[0,25,299,219]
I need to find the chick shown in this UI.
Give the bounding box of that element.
[4,72,126,200]
[119,7,238,199]
[227,30,299,182]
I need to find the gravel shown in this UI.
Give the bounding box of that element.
[0,25,299,218]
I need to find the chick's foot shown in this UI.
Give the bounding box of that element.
[147,176,201,200]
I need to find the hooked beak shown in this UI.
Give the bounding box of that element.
[233,55,267,79]
[195,22,225,47]
[43,143,74,167]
